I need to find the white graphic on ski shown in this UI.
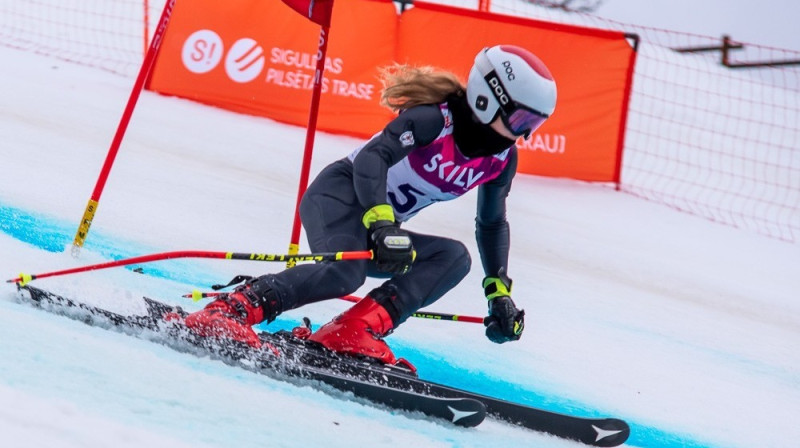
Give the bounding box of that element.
[593,424,624,442]
[448,405,479,423]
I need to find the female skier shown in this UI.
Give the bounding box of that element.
[184,44,557,365]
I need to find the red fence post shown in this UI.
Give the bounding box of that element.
[143,0,150,57]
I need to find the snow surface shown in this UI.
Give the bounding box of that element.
[1,31,798,448]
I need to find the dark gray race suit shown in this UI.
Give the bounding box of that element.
[260,94,517,326]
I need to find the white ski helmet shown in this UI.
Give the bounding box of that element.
[466,45,557,137]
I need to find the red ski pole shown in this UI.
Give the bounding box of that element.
[182,293,486,324]
[340,295,486,324]
[7,249,372,286]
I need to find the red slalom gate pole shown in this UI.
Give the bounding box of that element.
[70,0,176,258]
[8,249,372,286]
[286,24,332,268]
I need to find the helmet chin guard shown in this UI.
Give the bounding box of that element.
[466,45,557,137]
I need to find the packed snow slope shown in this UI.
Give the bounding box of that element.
[1,46,798,448]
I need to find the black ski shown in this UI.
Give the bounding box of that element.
[255,324,629,447]
[263,325,630,447]
[17,285,485,427]
[297,365,486,427]
[17,285,629,445]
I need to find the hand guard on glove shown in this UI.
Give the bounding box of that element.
[483,270,525,343]
[363,204,415,275]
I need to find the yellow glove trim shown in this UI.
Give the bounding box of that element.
[483,276,512,300]
[362,204,395,229]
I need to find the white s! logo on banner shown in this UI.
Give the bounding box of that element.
[181,30,223,74]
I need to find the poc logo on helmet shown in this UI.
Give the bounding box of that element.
[487,75,510,106]
[502,60,515,80]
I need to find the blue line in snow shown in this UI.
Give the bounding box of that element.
[0,202,223,288]
[0,201,715,448]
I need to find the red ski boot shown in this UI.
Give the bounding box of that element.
[184,281,281,349]
[308,288,399,365]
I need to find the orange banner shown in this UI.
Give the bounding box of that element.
[147,0,636,182]
[147,0,397,135]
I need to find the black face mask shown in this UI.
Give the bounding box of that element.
[446,93,516,158]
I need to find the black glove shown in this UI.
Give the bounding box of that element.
[368,220,415,275]
[483,271,525,343]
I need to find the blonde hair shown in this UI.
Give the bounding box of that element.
[379,64,465,112]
